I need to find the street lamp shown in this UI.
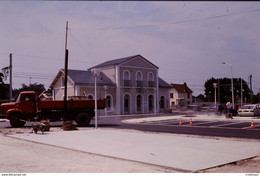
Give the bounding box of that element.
[222,62,235,109]
[213,83,218,105]
[104,85,107,117]
[240,78,243,107]
[92,68,100,129]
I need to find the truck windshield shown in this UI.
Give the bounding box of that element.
[16,94,21,102]
[16,94,32,102]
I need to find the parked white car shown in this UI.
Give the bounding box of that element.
[238,104,260,116]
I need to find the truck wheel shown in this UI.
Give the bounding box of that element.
[10,113,26,128]
[75,112,91,127]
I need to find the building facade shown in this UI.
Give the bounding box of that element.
[170,83,193,107]
[50,55,171,115]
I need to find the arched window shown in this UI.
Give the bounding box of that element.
[136,94,143,113]
[123,94,131,114]
[148,94,154,113]
[87,94,94,100]
[136,71,143,87]
[160,96,165,109]
[106,95,113,111]
[148,72,155,87]
[123,70,131,86]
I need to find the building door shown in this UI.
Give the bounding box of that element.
[160,96,165,109]
[136,94,142,113]
[124,94,130,114]
[148,94,154,113]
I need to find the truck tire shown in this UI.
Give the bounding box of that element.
[10,113,26,128]
[75,112,91,127]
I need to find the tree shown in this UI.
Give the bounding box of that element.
[195,94,205,102]
[13,83,46,100]
[0,72,9,100]
[204,77,251,104]
[0,72,3,84]
[252,93,260,104]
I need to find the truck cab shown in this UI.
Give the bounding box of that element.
[0,91,38,127]
[15,91,38,117]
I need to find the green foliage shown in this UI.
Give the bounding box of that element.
[204,77,251,104]
[0,73,9,100]
[13,83,46,100]
[252,93,260,104]
[0,73,4,84]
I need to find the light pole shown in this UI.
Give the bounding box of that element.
[92,68,100,129]
[104,85,107,117]
[222,62,235,109]
[241,78,243,107]
[213,83,217,105]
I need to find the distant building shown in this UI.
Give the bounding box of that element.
[50,54,171,115]
[170,83,193,107]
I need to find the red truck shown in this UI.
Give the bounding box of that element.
[0,91,106,128]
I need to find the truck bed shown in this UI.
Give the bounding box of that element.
[39,99,106,110]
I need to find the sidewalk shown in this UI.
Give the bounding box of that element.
[8,127,260,172]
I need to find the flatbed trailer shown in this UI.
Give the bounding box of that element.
[0,91,106,127]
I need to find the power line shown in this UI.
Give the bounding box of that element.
[13,75,52,80]
[252,79,260,85]
[68,29,96,60]
[14,71,53,76]
[72,8,260,31]
[12,52,92,65]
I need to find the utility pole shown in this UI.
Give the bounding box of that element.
[241,78,243,107]
[218,79,220,103]
[259,88,260,103]
[249,74,252,103]
[213,83,217,105]
[64,21,69,122]
[9,53,12,102]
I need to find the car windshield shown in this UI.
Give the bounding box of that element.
[241,106,254,109]
[209,104,219,108]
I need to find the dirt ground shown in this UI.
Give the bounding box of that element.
[0,126,260,173]
[198,156,260,173]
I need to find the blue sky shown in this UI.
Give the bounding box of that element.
[0,1,260,96]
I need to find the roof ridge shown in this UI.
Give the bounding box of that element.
[89,54,144,69]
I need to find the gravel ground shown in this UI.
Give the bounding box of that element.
[0,120,260,173]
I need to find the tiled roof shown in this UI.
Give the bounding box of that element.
[50,55,170,89]
[51,69,170,89]
[67,69,115,86]
[159,78,172,88]
[48,69,116,88]
[89,54,159,69]
[170,83,193,93]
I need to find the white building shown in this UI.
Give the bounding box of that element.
[50,55,171,115]
[170,83,193,107]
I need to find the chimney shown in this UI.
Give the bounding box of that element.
[184,82,187,93]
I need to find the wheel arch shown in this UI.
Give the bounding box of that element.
[6,109,25,120]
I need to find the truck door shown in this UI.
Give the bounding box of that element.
[19,94,36,118]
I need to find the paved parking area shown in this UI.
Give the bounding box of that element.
[138,118,260,130]
[127,114,260,130]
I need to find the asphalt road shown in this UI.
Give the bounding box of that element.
[92,114,260,140]
[120,121,260,139]
[1,113,260,139]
